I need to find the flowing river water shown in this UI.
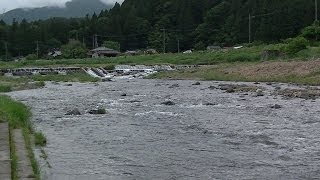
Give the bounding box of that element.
[7,79,320,179]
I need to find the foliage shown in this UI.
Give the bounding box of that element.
[301,23,320,41]
[34,132,47,146]
[194,42,206,51]
[284,37,309,54]
[0,95,31,129]
[102,41,120,51]
[0,0,318,58]
[0,85,12,92]
[61,39,87,59]
[26,54,38,60]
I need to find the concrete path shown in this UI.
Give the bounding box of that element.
[0,123,11,180]
[13,129,35,179]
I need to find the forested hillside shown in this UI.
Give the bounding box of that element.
[0,0,113,23]
[0,0,318,59]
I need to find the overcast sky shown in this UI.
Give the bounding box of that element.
[0,0,123,13]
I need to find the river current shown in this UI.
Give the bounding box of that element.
[8,79,320,179]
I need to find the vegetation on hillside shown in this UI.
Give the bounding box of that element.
[0,0,319,60]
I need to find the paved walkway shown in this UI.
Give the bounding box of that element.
[0,123,11,180]
[13,129,35,179]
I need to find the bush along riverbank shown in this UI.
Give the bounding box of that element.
[0,95,45,180]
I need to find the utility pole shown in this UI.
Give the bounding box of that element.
[95,34,98,48]
[92,35,95,49]
[249,13,252,44]
[4,41,8,61]
[161,28,166,53]
[316,0,318,22]
[36,41,39,59]
[177,38,180,53]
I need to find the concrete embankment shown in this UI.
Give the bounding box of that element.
[0,123,11,180]
[0,65,198,80]
[0,123,36,180]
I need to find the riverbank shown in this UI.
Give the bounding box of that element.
[0,72,99,93]
[0,95,41,179]
[150,60,320,86]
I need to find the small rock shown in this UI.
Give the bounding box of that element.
[270,104,282,109]
[254,82,260,85]
[88,108,107,114]
[161,101,175,106]
[219,85,231,91]
[256,89,264,96]
[66,84,73,86]
[192,82,201,86]
[274,86,281,90]
[208,86,216,90]
[266,82,272,85]
[121,93,127,97]
[203,102,216,106]
[226,87,235,93]
[169,84,179,88]
[66,108,81,115]
[102,78,112,82]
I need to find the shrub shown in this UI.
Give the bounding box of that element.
[26,54,38,60]
[284,37,309,54]
[0,85,12,92]
[34,132,47,146]
[194,42,206,51]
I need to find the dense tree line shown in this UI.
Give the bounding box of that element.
[0,0,318,60]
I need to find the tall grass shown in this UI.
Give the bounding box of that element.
[0,95,40,179]
[0,95,31,129]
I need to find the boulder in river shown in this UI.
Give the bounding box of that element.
[192,82,201,86]
[226,87,235,93]
[256,89,265,97]
[270,104,282,109]
[169,84,179,88]
[65,108,81,115]
[161,101,175,106]
[88,108,107,115]
[203,102,217,106]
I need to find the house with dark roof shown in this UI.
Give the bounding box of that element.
[87,47,120,58]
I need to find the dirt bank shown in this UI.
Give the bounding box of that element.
[151,60,320,85]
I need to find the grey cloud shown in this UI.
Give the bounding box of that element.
[1,0,123,13]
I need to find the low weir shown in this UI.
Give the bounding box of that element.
[0,65,199,79]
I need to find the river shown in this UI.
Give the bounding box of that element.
[8,79,320,179]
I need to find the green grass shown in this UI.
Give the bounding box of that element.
[150,61,320,86]
[34,132,47,146]
[0,85,12,92]
[0,95,40,179]
[0,72,98,93]
[0,95,31,129]
[0,46,264,69]
[1,45,320,69]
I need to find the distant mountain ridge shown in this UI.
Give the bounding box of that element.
[0,0,113,23]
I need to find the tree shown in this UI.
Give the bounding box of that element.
[102,41,120,51]
[61,39,87,59]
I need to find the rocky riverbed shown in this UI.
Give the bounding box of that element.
[7,79,320,180]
